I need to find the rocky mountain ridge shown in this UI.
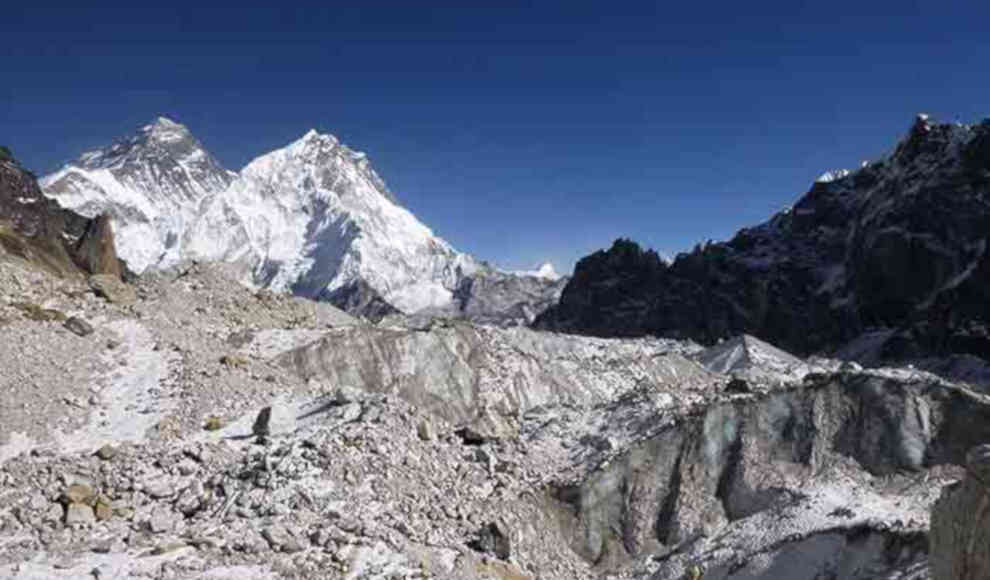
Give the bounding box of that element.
[1,150,124,279]
[535,115,990,367]
[41,118,562,323]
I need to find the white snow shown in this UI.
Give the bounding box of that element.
[56,320,171,453]
[42,119,560,316]
[815,169,851,183]
[511,262,562,280]
[185,129,481,312]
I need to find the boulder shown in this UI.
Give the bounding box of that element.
[89,274,137,305]
[64,317,94,337]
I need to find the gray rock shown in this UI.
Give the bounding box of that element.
[65,503,95,525]
[417,419,434,441]
[931,444,990,580]
[143,478,173,499]
[89,274,137,305]
[147,507,172,533]
[261,525,294,551]
[252,406,272,442]
[95,444,117,460]
[64,317,94,337]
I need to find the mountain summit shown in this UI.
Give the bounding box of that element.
[41,117,235,271]
[186,127,479,313]
[40,119,560,321]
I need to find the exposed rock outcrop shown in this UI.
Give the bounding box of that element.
[535,116,990,366]
[73,212,122,277]
[0,149,125,279]
[930,444,990,580]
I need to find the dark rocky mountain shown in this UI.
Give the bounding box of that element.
[535,115,990,362]
[0,149,123,278]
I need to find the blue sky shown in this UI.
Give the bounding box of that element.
[3,1,988,273]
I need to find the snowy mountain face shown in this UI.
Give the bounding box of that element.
[41,119,562,320]
[186,129,480,313]
[536,115,990,362]
[41,118,235,272]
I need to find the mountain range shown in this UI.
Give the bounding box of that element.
[4,114,990,578]
[41,118,564,322]
[536,114,990,368]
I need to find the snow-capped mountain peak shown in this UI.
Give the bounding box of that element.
[41,118,567,321]
[181,126,478,313]
[41,118,235,272]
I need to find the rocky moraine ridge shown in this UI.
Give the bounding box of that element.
[1,116,989,580]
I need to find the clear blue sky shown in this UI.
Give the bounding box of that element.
[3,1,988,273]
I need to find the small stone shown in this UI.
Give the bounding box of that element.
[261,525,297,551]
[725,377,751,394]
[417,419,435,441]
[203,416,224,431]
[64,317,95,337]
[282,537,306,553]
[44,504,64,524]
[334,386,367,404]
[252,406,272,442]
[149,541,187,555]
[95,444,117,460]
[63,483,95,505]
[220,354,249,368]
[144,478,173,499]
[65,503,96,525]
[95,501,113,521]
[148,507,172,533]
[188,536,224,550]
[89,275,137,305]
[176,458,198,476]
[338,402,362,423]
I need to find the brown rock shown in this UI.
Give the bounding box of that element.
[63,483,95,505]
[89,274,137,305]
[95,444,117,460]
[74,213,121,277]
[95,501,113,521]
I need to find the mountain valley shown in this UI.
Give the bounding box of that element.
[2,115,990,579]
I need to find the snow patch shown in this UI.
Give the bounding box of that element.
[56,320,171,453]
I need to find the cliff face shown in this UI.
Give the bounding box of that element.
[535,116,990,362]
[930,444,990,580]
[0,152,122,278]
